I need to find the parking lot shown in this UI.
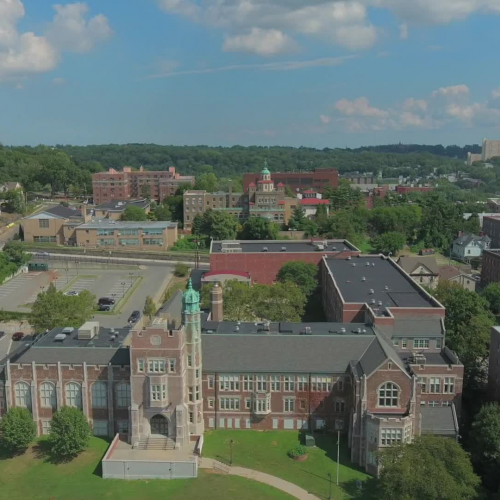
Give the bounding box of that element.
[0,262,174,329]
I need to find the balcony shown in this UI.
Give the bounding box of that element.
[251,392,271,415]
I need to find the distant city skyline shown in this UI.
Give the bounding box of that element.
[1,1,500,148]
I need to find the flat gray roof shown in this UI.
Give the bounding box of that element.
[420,406,458,436]
[94,199,150,211]
[77,220,177,230]
[211,239,356,254]
[325,256,438,311]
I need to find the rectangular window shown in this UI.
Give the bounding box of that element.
[42,420,51,435]
[189,411,194,423]
[143,238,163,245]
[418,377,427,393]
[401,338,407,349]
[404,425,412,443]
[34,236,56,243]
[91,382,108,409]
[284,376,295,392]
[392,339,399,347]
[429,400,440,407]
[208,399,214,409]
[40,383,56,408]
[120,238,139,246]
[117,420,129,434]
[65,383,82,409]
[284,398,295,413]
[151,385,161,402]
[244,398,251,410]
[444,377,454,394]
[39,219,50,228]
[120,229,139,236]
[381,428,402,446]
[219,375,240,391]
[189,387,194,402]
[335,400,346,413]
[256,375,267,392]
[220,398,240,410]
[187,355,192,367]
[243,375,254,391]
[429,377,441,394]
[97,239,115,246]
[270,375,280,392]
[138,359,145,372]
[297,375,308,392]
[93,420,109,437]
[148,359,166,373]
[413,339,429,349]
[97,229,115,236]
[311,376,332,392]
[196,369,200,379]
[337,377,344,391]
[196,386,200,401]
[116,383,131,407]
[299,399,306,410]
[169,359,176,373]
[208,376,214,389]
[436,338,442,349]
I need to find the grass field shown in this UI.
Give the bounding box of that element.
[0,437,294,500]
[203,430,374,500]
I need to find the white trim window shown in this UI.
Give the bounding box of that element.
[65,382,82,409]
[270,375,281,392]
[413,339,429,349]
[401,338,408,349]
[169,359,176,373]
[284,376,295,392]
[148,359,166,373]
[137,359,145,372]
[297,375,308,392]
[40,382,56,409]
[116,382,131,407]
[219,375,240,391]
[93,420,109,436]
[254,397,270,413]
[244,398,251,410]
[311,376,332,392]
[208,398,215,409]
[15,382,32,409]
[418,377,427,393]
[436,338,442,349]
[429,377,441,394]
[220,397,240,410]
[256,375,267,392]
[41,420,52,435]
[208,376,214,389]
[404,425,412,443]
[151,384,162,402]
[378,382,399,407]
[381,428,402,445]
[91,381,108,409]
[444,377,455,394]
[284,398,295,413]
[243,375,254,391]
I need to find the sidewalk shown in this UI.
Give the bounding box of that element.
[199,458,320,500]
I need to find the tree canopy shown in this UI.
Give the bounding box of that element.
[372,231,406,255]
[49,407,90,460]
[239,217,279,240]
[0,407,37,453]
[120,205,147,221]
[277,261,318,297]
[199,210,239,240]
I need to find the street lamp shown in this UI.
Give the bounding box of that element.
[328,473,332,500]
[129,272,134,287]
[121,282,126,298]
[229,439,234,466]
[75,261,80,276]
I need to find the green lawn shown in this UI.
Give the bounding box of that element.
[203,430,374,500]
[0,437,293,500]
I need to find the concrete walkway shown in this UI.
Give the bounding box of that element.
[199,458,320,500]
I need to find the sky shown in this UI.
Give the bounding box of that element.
[1,1,500,149]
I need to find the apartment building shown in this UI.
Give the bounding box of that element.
[467,139,500,165]
[92,166,195,205]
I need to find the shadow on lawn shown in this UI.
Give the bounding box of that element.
[340,478,378,500]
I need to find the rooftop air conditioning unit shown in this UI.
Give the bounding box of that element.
[315,244,324,251]
[369,289,375,294]
[384,285,389,290]
[281,246,286,252]
[235,326,240,332]
[62,327,74,335]
[304,326,312,335]
[340,327,346,334]
[361,277,366,282]
[366,262,370,266]
[378,301,383,306]
[262,247,268,252]
[347,256,352,260]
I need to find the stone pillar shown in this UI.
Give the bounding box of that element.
[31,362,39,435]
[210,283,223,322]
[107,363,115,437]
[56,362,63,409]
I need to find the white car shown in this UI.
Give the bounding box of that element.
[64,291,80,296]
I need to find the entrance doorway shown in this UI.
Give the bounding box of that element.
[150,415,168,436]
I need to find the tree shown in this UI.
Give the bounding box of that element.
[31,284,96,332]
[201,210,239,240]
[194,173,218,192]
[253,282,306,322]
[378,435,480,500]
[153,204,172,221]
[143,295,157,322]
[120,205,147,221]
[2,241,30,266]
[0,407,37,453]
[2,189,25,214]
[49,407,90,460]
[277,261,318,297]
[240,217,279,240]
[284,185,296,198]
[174,263,189,277]
[372,231,406,255]
[469,403,500,492]
[324,181,363,211]
[288,205,307,230]
[481,282,500,314]
[222,280,254,321]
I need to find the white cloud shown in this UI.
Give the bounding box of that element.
[403,98,428,112]
[223,28,298,57]
[335,96,389,118]
[399,23,408,39]
[0,1,112,83]
[432,84,470,97]
[319,114,332,124]
[492,87,500,99]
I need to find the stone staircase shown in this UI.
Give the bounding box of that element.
[136,436,176,451]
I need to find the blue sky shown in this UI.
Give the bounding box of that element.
[1,0,500,148]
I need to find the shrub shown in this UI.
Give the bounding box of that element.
[49,407,90,460]
[174,263,189,277]
[287,444,307,459]
[0,407,37,453]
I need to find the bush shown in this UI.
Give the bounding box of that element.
[174,263,189,277]
[49,407,90,460]
[287,444,307,458]
[0,407,37,453]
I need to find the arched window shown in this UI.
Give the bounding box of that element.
[378,382,399,407]
[15,382,31,409]
[116,383,131,408]
[40,382,57,409]
[65,382,82,409]
[91,382,108,409]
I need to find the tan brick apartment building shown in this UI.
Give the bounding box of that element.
[92,166,195,205]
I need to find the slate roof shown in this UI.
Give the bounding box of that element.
[9,347,129,366]
[357,340,387,377]
[26,205,83,219]
[438,264,473,281]
[396,256,439,275]
[420,406,459,436]
[453,233,491,247]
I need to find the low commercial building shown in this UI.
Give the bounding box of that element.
[74,220,178,250]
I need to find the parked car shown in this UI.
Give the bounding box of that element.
[12,332,25,341]
[64,291,79,296]
[0,331,5,341]
[98,304,111,312]
[128,311,141,324]
[98,297,115,305]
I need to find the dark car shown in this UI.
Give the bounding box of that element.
[128,311,141,324]
[12,332,25,341]
[98,297,115,305]
[98,304,111,312]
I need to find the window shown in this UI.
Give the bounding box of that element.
[208,399,214,409]
[98,239,115,246]
[40,382,56,408]
[34,236,56,243]
[189,411,194,423]
[284,398,295,413]
[297,375,308,391]
[120,238,139,246]
[418,377,427,393]
[151,384,162,402]
[117,420,129,434]
[335,400,345,413]
[189,387,194,402]
[116,383,131,407]
[270,375,280,392]
[299,399,306,410]
[444,377,455,394]
[148,359,166,373]
[138,359,145,372]
[401,338,407,349]
[413,339,429,349]
[15,382,31,409]
[196,386,200,401]
[429,377,441,394]
[208,376,214,389]
[187,355,192,367]
[243,375,254,391]
[42,420,51,435]
[93,420,109,436]
[169,359,176,373]
[256,375,267,392]
[429,400,440,407]
[91,382,108,409]
[392,339,399,347]
[39,219,50,228]
[378,382,399,407]
[284,376,294,392]
[404,425,412,443]
[121,229,139,236]
[65,382,82,409]
[245,398,251,410]
[219,375,240,391]
[381,428,402,445]
[311,376,332,392]
[143,238,163,245]
[254,396,270,413]
[220,398,240,410]
[436,338,442,349]
[196,369,200,379]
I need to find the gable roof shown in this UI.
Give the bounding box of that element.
[453,233,491,246]
[396,256,439,275]
[45,205,82,218]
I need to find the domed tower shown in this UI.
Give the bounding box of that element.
[258,161,274,193]
[182,279,204,436]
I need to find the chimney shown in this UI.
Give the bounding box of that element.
[211,283,223,322]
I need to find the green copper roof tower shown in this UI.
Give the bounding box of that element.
[183,278,200,314]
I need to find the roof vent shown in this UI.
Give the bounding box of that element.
[347,256,352,260]
[351,263,356,267]
[237,320,241,325]
[281,246,286,252]
[372,263,375,267]
[378,301,383,306]
[340,327,346,334]
[369,289,374,294]
[262,247,268,252]
[357,327,362,334]
[110,328,115,334]
[332,246,337,251]
[384,285,389,290]
[304,326,312,335]
[235,326,240,332]
[366,262,370,266]
[370,299,376,304]
[362,329,367,333]
[361,277,366,282]
[263,322,270,332]
[62,327,74,335]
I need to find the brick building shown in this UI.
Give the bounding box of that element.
[481,249,500,287]
[243,168,338,193]
[92,166,195,205]
[483,215,500,247]
[210,239,360,285]
[0,278,462,476]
